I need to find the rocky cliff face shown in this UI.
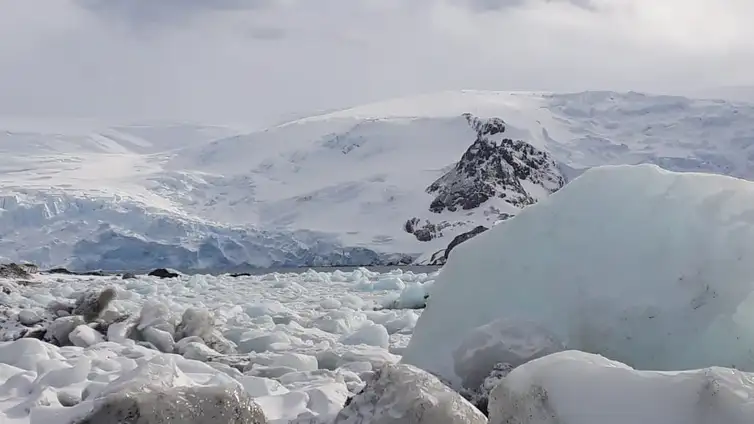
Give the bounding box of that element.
[427,114,564,214]
[408,114,566,264]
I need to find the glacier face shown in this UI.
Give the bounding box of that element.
[1,91,754,270]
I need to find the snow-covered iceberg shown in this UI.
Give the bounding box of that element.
[403,164,754,386]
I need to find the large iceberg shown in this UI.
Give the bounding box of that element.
[402,164,754,386]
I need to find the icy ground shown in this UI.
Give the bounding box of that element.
[0,267,436,423]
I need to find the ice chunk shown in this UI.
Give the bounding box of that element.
[136,301,175,334]
[333,363,486,424]
[180,342,221,362]
[69,325,105,348]
[18,309,43,326]
[238,332,291,354]
[45,316,86,346]
[488,350,754,424]
[320,299,342,310]
[404,165,754,385]
[238,376,289,397]
[372,276,405,291]
[107,321,131,343]
[341,324,389,349]
[175,307,214,341]
[271,353,318,372]
[141,327,175,353]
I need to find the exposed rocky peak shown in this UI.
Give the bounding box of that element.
[463,113,506,138]
[407,114,567,264]
[427,115,565,214]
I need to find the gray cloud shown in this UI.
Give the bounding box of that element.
[0,0,751,124]
[76,0,276,26]
[459,0,596,12]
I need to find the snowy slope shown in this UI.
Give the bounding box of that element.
[2,91,754,270]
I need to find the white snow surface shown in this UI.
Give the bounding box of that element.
[0,267,435,423]
[488,350,754,424]
[2,91,754,270]
[402,164,754,386]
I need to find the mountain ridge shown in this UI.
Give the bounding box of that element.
[1,90,753,270]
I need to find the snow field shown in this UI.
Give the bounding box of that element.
[0,267,436,423]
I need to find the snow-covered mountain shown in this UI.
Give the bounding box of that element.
[2,90,754,271]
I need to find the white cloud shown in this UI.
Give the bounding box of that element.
[0,0,751,124]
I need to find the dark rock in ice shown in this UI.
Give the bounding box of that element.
[47,267,75,275]
[403,218,453,242]
[0,263,32,279]
[230,272,252,278]
[73,287,117,322]
[75,385,267,424]
[23,327,47,340]
[460,362,513,417]
[47,267,107,276]
[148,268,180,279]
[122,272,137,280]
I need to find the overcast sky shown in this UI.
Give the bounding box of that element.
[0,0,752,124]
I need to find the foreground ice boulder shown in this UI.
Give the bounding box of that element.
[403,164,754,385]
[333,363,487,424]
[488,350,754,424]
[74,385,267,424]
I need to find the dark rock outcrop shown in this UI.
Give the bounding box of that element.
[47,267,106,276]
[427,114,564,214]
[148,268,180,279]
[0,263,33,279]
[443,225,488,261]
[403,218,453,242]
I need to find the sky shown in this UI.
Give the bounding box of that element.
[0,0,752,125]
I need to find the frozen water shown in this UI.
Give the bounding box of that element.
[0,267,437,423]
[488,350,754,424]
[403,164,754,386]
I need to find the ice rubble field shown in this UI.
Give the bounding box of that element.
[0,267,434,423]
[7,164,754,423]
